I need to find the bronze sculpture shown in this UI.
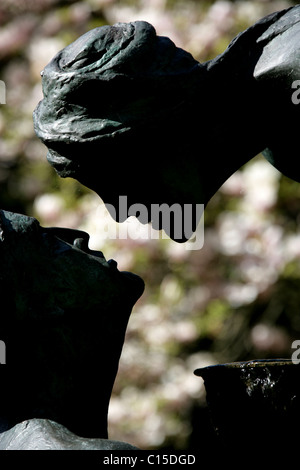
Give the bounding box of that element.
[34,5,299,242]
[0,209,144,442]
[0,4,299,450]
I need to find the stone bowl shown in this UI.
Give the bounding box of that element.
[194,359,300,449]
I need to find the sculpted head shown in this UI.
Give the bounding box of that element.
[0,209,143,315]
[33,10,300,242]
[33,21,205,242]
[0,209,144,437]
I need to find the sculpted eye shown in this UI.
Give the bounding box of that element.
[43,227,89,246]
[61,48,107,70]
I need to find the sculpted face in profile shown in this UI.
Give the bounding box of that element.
[34,7,299,242]
[0,210,144,438]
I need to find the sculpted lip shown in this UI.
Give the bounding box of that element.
[70,234,144,294]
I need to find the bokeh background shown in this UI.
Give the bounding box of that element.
[0,0,299,450]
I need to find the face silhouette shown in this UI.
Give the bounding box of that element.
[0,210,143,314]
[0,210,144,437]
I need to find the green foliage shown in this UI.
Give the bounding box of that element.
[196,299,231,339]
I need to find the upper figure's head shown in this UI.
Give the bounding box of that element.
[33,8,300,242]
[33,21,206,241]
[34,21,201,146]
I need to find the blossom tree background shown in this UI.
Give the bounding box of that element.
[0,0,299,449]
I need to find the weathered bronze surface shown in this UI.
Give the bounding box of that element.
[34,6,299,241]
[0,419,138,450]
[1,5,299,450]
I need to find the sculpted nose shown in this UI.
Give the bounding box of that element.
[0,210,40,239]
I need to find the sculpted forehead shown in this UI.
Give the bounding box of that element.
[57,22,145,72]
[0,210,40,237]
[33,20,201,144]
